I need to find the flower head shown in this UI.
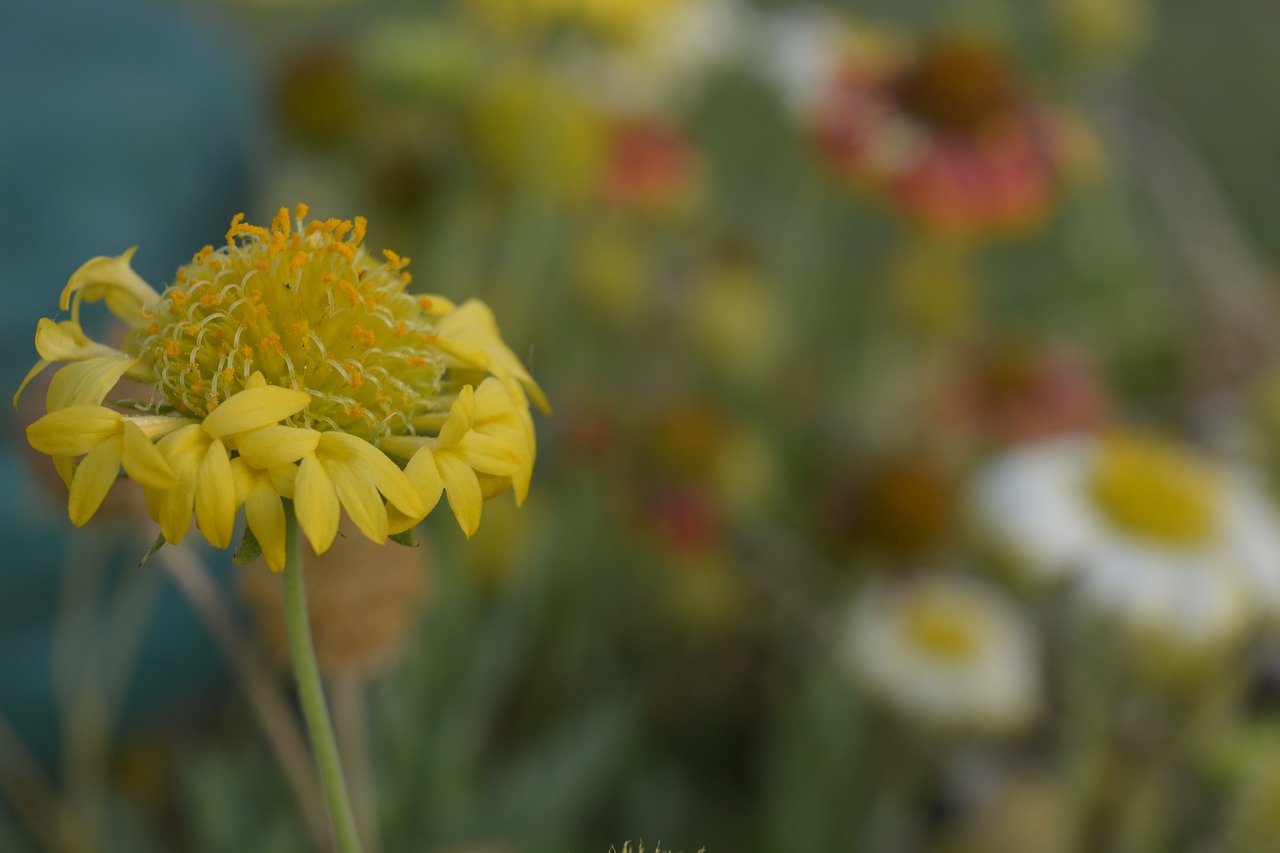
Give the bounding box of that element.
[20,206,546,569]
[600,116,700,214]
[972,432,1280,652]
[933,339,1110,448]
[839,573,1041,735]
[814,35,1070,233]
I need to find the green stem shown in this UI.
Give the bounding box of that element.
[282,505,364,853]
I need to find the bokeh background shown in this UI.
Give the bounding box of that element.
[8,0,1280,851]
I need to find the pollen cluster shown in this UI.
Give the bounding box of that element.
[133,205,444,439]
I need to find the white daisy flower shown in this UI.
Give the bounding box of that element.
[838,573,1041,735]
[971,432,1280,650]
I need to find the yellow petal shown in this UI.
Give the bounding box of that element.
[403,447,445,517]
[387,505,420,536]
[376,434,430,461]
[46,357,140,410]
[130,415,197,442]
[237,425,321,469]
[436,386,476,449]
[436,299,549,412]
[145,482,194,544]
[473,376,520,421]
[421,293,458,315]
[318,432,425,519]
[269,463,298,499]
[476,472,514,501]
[157,423,211,485]
[460,433,524,477]
[295,454,340,554]
[433,336,492,371]
[15,319,132,407]
[230,457,256,503]
[200,386,312,438]
[324,456,388,543]
[120,421,178,489]
[195,439,236,549]
[60,247,161,327]
[245,371,268,390]
[435,298,499,346]
[27,406,122,456]
[512,459,532,505]
[53,455,76,490]
[14,359,51,408]
[437,452,483,537]
[34,318,122,362]
[68,438,123,526]
[245,477,287,571]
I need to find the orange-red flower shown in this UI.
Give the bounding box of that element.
[600,116,700,213]
[816,37,1068,234]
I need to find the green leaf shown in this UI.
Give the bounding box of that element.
[390,528,420,547]
[137,533,167,568]
[233,526,263,566]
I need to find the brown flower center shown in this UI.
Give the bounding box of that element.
[892,39,1017,134]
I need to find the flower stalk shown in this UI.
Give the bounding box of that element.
[281,502,364,853]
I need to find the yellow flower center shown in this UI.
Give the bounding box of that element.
[1089,431,1220,544]
[131,206,445,439]
[903,594,980,660]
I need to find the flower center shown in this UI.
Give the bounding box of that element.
[892,39,1017,134]
[131,207,445,439]
[903,594,980,660]
[1089,431,1220,544]
[980,340,1040,403]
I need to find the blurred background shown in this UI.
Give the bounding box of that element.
[8,0,1280,851]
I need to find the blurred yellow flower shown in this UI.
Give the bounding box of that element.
[466,0,689,44]
[19,206,546,569]
[470,70,608,202]
[1051,0,1150,61]
[687,256,787,386]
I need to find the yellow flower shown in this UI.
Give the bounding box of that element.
[470,70,608,203]
[466,0,692,44]
[19,206,546,569]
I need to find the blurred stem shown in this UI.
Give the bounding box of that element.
[282,505,364,853]
[1104,85,1280,366]
[53,534,111,853]
[498,192,559,331]
[861,716,931,853]
[100,538,165,717]
[333,676,381,853]
[155,541,331,852]
[0,707,88,853]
